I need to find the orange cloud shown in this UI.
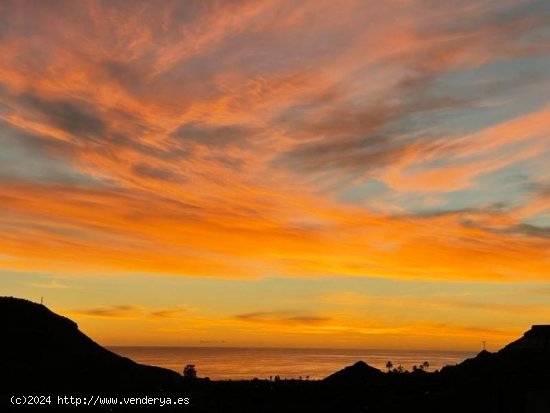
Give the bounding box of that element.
[235,311,331,326]
[0,176,548,281]
[70,305,144,319]
[0,0,548,286]
[69,305,187,320]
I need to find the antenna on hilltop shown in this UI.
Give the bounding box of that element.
[482,340,486,351]
[40,296,43,305]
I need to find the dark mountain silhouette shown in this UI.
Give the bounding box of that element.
[1,296,549,412]
[0,297,181,395]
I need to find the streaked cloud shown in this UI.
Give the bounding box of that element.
[150,307,188,319]
[71,305,144,319]
[26,279,71,289]
[70,305,187,320]
[235,311,330,326]
[320,292,550,316]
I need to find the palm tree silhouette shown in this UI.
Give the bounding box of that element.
[422,361,430,372]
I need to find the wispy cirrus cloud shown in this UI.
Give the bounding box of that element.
[0,0,547,284]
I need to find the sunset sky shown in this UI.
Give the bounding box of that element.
[0,0,549,350]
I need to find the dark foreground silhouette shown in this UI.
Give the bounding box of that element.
[1,297,549,412]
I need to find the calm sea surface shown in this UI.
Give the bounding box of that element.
[108,347,475,380]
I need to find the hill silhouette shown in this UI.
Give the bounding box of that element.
[1,297,181,395]
[324,360,382,384]
[1,296,549,412]
[502,324,550,352]
[319,325,550,412]
[432,325,550,413]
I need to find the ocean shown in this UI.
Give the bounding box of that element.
[108,347,476,380]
